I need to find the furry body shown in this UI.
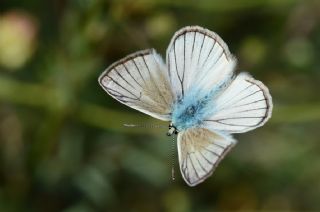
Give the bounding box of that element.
[171,88,215,131]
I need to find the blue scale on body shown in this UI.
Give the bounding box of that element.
[171,88,216,131]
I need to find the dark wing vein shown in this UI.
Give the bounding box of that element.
[201,37,216,68]
[225,98,266,109]
[217,84,254,109]
[132,59,147,86]
[122,63,143,88]
[199,151,214,165]
[113,67,136,90]
[218,107,267,115]
[205,119,262,127]
[202,147,220,157]
[107,76,140,100]
[182,33,186,91]
[141,56,169,105]
[191,32,196,60]
[188,153,200,179]
[197,34,205,66]
[173,41,184,97]
[193,153,207,173]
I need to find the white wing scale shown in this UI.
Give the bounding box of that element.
[178,128,236,186]
[204,73,273,133]
[166,26,237,99]
[99,26,273,186]
[99,49,174,121]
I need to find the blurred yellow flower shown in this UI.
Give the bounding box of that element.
[0,10,37,70]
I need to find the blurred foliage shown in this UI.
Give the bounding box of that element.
[0,0,320,211]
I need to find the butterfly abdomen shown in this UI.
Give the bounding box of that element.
[99,26,273,186]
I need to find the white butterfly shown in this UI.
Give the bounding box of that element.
[98,26,273,186]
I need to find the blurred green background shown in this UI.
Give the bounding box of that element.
[0,0,320,211]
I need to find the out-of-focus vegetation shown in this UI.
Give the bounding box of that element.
[0,0,320,211]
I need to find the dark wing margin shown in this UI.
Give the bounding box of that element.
[166,26,237,100]
[204,73,273,133]
[178,128,236,186]
[98,49,174,121]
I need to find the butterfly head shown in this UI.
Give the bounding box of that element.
[167,123,178,136]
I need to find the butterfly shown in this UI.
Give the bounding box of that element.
[98,26,273,186]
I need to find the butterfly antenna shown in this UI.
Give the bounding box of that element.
[123,123,166,128]
[171,134,175,181]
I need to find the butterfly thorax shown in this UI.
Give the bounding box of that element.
[171,90,215,132]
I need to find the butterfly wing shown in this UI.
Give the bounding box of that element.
[166,26,237,100]
[204,73,273,133]
[178,128,236,186]
[99,49,174,121]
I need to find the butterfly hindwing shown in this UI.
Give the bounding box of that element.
[204,73,273,133]
[178,128,236,186]
[166,26,237,100]
[99,49,174,121]
[99,26,273,187]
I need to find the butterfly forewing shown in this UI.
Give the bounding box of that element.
[99,49,174,121]
[166,26,237,99]
[99,26,273,187]
[178,128,236,186]
[204,73,273,133]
